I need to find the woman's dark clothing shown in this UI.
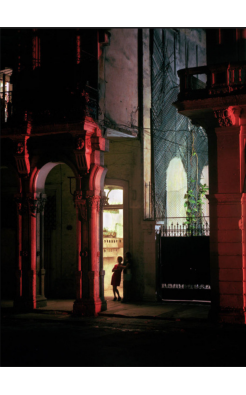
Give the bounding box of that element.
[111,265,122,286]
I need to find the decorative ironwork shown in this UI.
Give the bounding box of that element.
[159,217,210,237]
[177,61,246,101]
[162,283,211,289]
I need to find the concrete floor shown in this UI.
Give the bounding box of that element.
[1,298,210,320]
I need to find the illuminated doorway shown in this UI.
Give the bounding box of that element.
[103,188,124,298]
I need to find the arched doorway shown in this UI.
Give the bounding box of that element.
[102,180,128,300]
[35,162,77,306]
[166,157,187,226]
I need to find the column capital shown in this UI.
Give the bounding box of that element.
[214,106,243,128]
[86,194,101,213]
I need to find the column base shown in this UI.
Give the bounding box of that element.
[36,295,47,308]
[208,307,245,324]
[100,299,107,312]
[73,299,103,316]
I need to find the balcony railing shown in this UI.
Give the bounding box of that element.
[177,61,246,101]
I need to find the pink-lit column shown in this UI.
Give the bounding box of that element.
[73,193,102,316]
[208,110,244,324]
[73,191,83,301]
[240,117,246,324]
[13,192,37,311]
[87,194,101,314]
[242,193,246,324]
[28,194,37,310]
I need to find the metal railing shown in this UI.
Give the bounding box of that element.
[158,217,210,237]
[177,61,246,100]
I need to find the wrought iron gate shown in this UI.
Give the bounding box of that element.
[156,222,211,301]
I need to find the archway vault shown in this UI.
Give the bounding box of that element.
[10,117,109,315]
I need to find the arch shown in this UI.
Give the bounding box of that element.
[88,164,108,194]
[30,156,81,195]
[166,157,187,224]
[34,161,78,302]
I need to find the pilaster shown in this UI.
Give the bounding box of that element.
[13,191,38,311]
[142,220,157,301]
[73,193,103,316]
[36,193,47,307]
[208,107,245,323]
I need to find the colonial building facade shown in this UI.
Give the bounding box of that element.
[1,28,246,323]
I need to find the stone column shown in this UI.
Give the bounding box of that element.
[73,193,102,316]
[36,193,47,307]
[87,194,102,313]
[208,113,244,323]
[73,191,84,304]
[99,194,107,311]
[241,193,246,324]
[28,194,37,310]
[142,221,156,301]
[13,192,38,311]
[239,116,246,323]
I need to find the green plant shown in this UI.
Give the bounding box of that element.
[184,179,208,230]
[184,129,209,231]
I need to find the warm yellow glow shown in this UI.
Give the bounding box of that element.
[104,188,123,205]
[166,157,187,224]
[103,207,124,297]
[103,209,123,238]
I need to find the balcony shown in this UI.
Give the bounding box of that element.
[1,85,98,134]
[177,61,246,102]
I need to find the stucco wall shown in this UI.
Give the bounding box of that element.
[104,29,139,130]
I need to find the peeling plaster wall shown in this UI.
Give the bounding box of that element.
[104,29,139,129]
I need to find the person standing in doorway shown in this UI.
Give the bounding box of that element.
[121,252,132,303]
[111,256,124,301]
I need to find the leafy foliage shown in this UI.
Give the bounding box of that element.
[184,178,208,229]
